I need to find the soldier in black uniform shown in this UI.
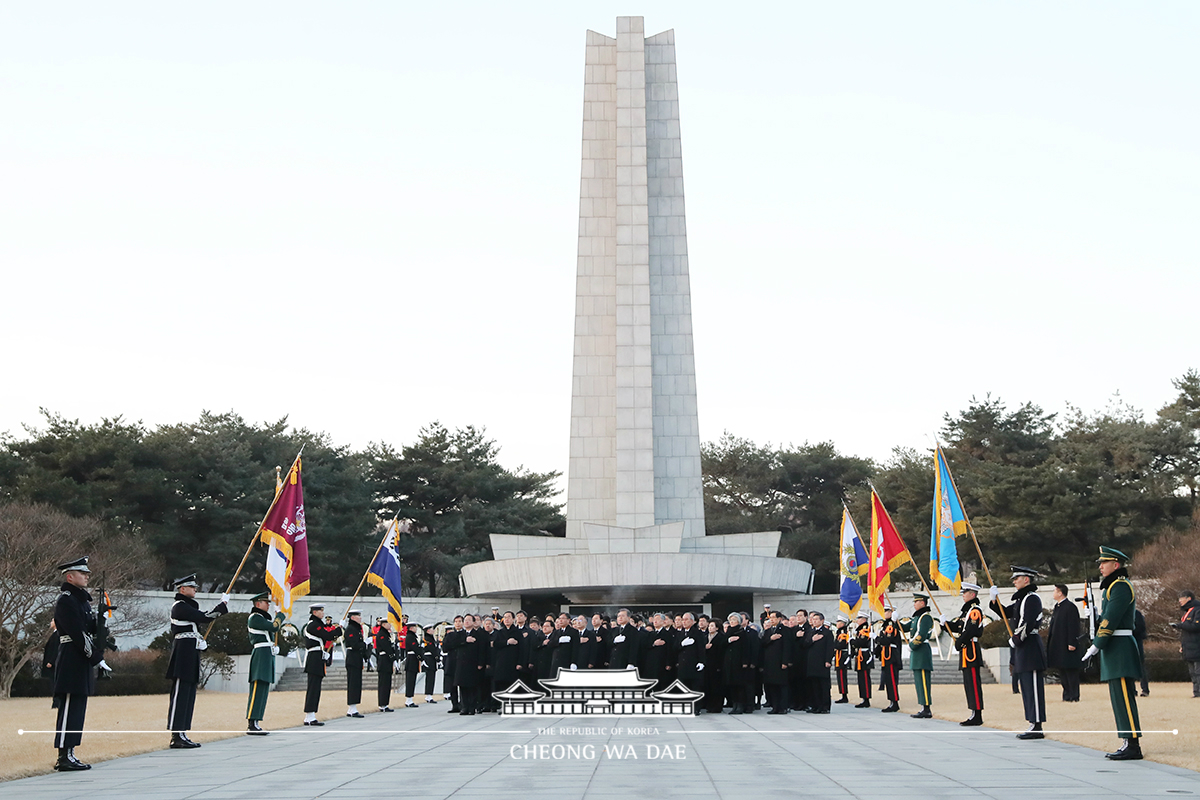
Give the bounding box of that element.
[991,567,1048,739]
[875,609,903,713]
[50,557,109,771]
[403,623,422,707]
[420,626,440,703]
[165,574,228,749]
[343,609,368,718]
[851,612,874,708]
[942,581,987,726]
[374,618,401,711]
[302,603,340,725]
[832,614,851,704]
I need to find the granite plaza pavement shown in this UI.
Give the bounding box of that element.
[6,706,1199,800]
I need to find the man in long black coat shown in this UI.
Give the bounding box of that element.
[577,616,603,669]
[788,611,810,711]
[441,615,465,712]
[491,612,523,702]
[165,574,228,748]
[800,612,836,713]
[991,566,1048,739]
[761,612,792,714]
[50,557,109,771]
[641,614,675,690]
[343,610,368,718]
[607,608,641,669]
[1047,583,1083,702]
[674,613,704,713]
[452,614,488,715]
[549,614,580,676]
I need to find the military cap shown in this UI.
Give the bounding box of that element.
[961,582,982,593]
[836,613,849,622]
[308,602,325,612]
[912,592,930,602]
[58,556,91,574]
[250,591,271,603]
[1010,565,1040,579]
[856,610,869,619]
[1097,546,1130,564]
[173,573,199,588]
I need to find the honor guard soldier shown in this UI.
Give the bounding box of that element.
[850,611,873,708]
[51,557,111,771]
[990,566,1047,739]
[875,606,903,713]
[942,582,986,726]
[1082,547,1144,760]
[374,618,401,711]
[343,609,368,718]
[832,614,852,704]
[901,593,935,718]
[245,591,285,735]
[302,602,341,725]
[166,574,228,749]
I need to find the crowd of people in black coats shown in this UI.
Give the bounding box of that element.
[435,607,841,716]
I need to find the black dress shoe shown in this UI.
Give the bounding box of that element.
[55,749,91,771]
[910,707,932,719]
[834,697,849,704]
[303,720,325,727]
[427,700,438,704]
[170,734,201,749]
[1017,725,1044,740]
[1106,739,1143,760]
[380,707,394,712]
[854,701,870,709]
[347,712,365,718]
[247,727,269,736]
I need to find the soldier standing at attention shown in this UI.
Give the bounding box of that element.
[990,566,1048,740]
[166,574,228,749]
[302,602,340,726]
[51,557,111,771]
[942,582,986,726]
[901,593,935,719]
[832,615,851,704]
[245,591,285,735]
[374,618,401,712]
[850,611,873,708]
[875,610,903,713]
[1082,547,1145,760]
[343,609,368,718]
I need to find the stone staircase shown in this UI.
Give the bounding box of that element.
[274,665,405,692]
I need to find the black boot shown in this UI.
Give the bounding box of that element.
[959,710,983,727]
[247,721,269,736]
[729,703,744,715]
[54,748,90,771]
[854,700,870,708]
[881,702,899,713]
[910,706,932,719]
[1106,738,1143,760]
[834,696,849,704]
[1016,723,1044,740]
[170,733,201,749]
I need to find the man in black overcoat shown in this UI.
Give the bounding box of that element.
[800,611,836,713]
[452,614,488,715]
[165,574,228,748]
[441,615,465,712]
[1047,583,1083,702]
[607,608,641,669]
[761,611,792,714]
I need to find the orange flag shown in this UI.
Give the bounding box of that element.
[868,489,912,616]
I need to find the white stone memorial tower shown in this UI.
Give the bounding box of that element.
[461,17,811,606]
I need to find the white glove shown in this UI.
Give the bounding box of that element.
[98,660,113,673]
[939,614,947,625]
[220,593,231,605]
[570,664,578,670]
[196,638,209,651]
[558,635,571,643]
[989,585,1000,601]
[1083,644,1099,661]
[696,663,705,672]
[1008,638,1016,649]
[613,635,625,643]
[681,637,694,646]
[271,646,280,656]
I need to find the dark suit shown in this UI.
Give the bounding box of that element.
[441,628,463,709]
[1047,598,1083,701]
[449,627,488,714]
[607,623,641,669]
[800,625,836,712]
[760,625,791,712]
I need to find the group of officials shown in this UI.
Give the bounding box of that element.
[47,545,1150,771]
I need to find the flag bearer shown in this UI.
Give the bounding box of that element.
[246,591,285,735]
[1083,547,1145,761]
[833,615,852,704]
[942,582,986,726]
[850,612,873,708]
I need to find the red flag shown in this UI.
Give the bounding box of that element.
[868,489,912,615]
[261,458,310,612]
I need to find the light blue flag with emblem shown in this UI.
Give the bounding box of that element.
[839,506,869,617]
[366,517,406,630]
[930,446,967,594]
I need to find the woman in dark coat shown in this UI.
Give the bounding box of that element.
[722,614,753,714]
[701,621,726,713]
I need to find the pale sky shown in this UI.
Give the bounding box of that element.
[2,3,1197,492]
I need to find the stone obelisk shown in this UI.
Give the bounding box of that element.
[566,16,705,542]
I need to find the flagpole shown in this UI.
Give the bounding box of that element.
[340,517,398,623]
[936,443,1014,639]
[205,447,304,636]
[869,483,944,617]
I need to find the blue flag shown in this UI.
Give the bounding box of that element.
[930,447,967,593]
[367,517,405,630]
[839,507,869,617]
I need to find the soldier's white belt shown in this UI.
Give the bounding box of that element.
[174,632,203,640]
[1110,630,1134,636]
[253,642,273,649]
[306,646,323,652]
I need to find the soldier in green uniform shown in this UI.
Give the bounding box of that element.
[245,591,285,735]
[901,593,934,718]
[1082,546,1144,761]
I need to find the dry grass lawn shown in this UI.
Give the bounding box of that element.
[0,690,443,783]
[930,680,1199,771]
